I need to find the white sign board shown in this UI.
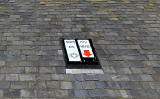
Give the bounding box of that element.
[77,40,94,58]
[64,40,81,62]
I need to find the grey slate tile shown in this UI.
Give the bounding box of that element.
[55,66,65,74]
[61,81,73,89]
[74,74,85,81]
[150,82,160,89]
[73,90,89,97]
[11,81,28,89]
[74,81,83,89]
[4,89,21,97]
[84,74,98,81]
[95,81,108,88]
[21,89,35,97]
[82,81,96,89]
[107,81,120,89]
[0,82,10,89]
[119,81,142,89]
[88,89,108,97]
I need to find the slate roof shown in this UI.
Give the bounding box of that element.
[0,0,160,98]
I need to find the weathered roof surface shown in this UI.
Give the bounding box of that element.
[0,0,160,98]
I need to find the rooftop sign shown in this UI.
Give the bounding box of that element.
[63,39,101,69]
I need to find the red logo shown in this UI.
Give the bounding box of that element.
[83,50,92,57]
[70,53,78,58]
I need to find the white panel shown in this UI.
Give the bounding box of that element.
[64,40,81,62]
[66,69,104,74]
[77,40,94,58]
